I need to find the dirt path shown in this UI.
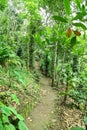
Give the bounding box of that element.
[25,63,56,130]
[25,62,84,130]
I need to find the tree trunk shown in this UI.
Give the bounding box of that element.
[29,25,36,69]
[26,42,29,69]
[52,42,58,87]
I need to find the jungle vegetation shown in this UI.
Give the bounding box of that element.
[0,0,87,130]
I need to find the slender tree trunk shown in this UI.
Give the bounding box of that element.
[61,80,69,105]
[26,42,29,69]
[45,53,49,77]
[29,35,34,68]
[52,42,57,87]
[29,26,36,69]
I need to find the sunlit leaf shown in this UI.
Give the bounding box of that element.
[72,12,86,20]
[1,105,11,116]
[9,107,17,115]
[3,124,16,130]
[74,0,82,9]
[9,124,16,130]
[16,114,24,121]
[11,94,20,104]
[4,124,11,130]
[9,107,24,120]
[71,126,84,130]
[18,120,28,130]
[2,114,9,123]
[63,0,70,15]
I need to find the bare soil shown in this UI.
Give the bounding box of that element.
[25,73,56,130]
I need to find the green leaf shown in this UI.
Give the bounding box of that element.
[9,107,17,115]
[9,124,16,130]
[73,22,87,30]
[18,120,28,130]
[75,0,82,9]
[11,94,20,104]
[16,114,24,121]
[9,107,24,120]
[84,116,87,125]
[2,114,9,123]
[72,12,86,21]
[81,5,85,13]
[13,70,26,86]
[52,15,68,23]
[71,126,84,130]
[3,124,16,130]
[18,78,25,86]
[71,36,76,46]
[63,0,70,15]
[0,119,4,130]
[0,101,3,105]
[4,124,11,130]
[76,0,82,4]
[1,105,11,116]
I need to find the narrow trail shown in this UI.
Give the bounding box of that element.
[25,62,56,130]
[25,62,85,130]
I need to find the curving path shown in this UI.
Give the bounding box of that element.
[25,62,56,130]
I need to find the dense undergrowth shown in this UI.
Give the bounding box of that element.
[0,63,40,130]
[0,0,87,130]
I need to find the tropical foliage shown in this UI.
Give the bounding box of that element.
[0,0,87,129]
